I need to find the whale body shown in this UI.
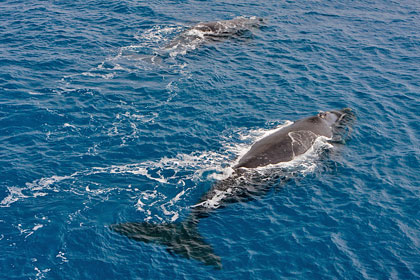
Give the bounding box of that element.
[111,108,354,268]
[164,16,264,55]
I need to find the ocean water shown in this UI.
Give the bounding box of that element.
[1,0,419,279]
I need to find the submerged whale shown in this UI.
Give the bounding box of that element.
[164,16,264,55]
[111,108,354,268]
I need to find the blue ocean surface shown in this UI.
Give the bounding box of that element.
[1,0,419,278]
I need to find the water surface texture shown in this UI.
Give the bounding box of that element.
[1,0,419,279]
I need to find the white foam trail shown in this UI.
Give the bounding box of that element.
[61,24,186,82]
[115,25,185,62]
[2,122,334,222]
[1,187,28,207]
[135,26,183,45]
[1,150,228,209]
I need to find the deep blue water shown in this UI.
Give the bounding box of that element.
[1,0,419,279]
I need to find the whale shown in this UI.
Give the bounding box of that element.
[111,108,354,268]
[138,16,264,63]
[163,16,264,55]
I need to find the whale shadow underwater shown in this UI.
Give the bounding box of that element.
[111,108,355,269]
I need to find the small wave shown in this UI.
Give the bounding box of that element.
[34,266,51,280]
[13,223,45,239]
[56,251,68,263]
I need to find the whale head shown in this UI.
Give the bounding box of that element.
[317,108,354,142]
[318,108,352,127]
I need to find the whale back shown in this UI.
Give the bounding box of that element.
[194,16,264,34]
[235,115,335,169]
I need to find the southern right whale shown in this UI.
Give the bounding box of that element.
[111,108,354,268]
[138,16,264,63]
[163,16,264,56]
